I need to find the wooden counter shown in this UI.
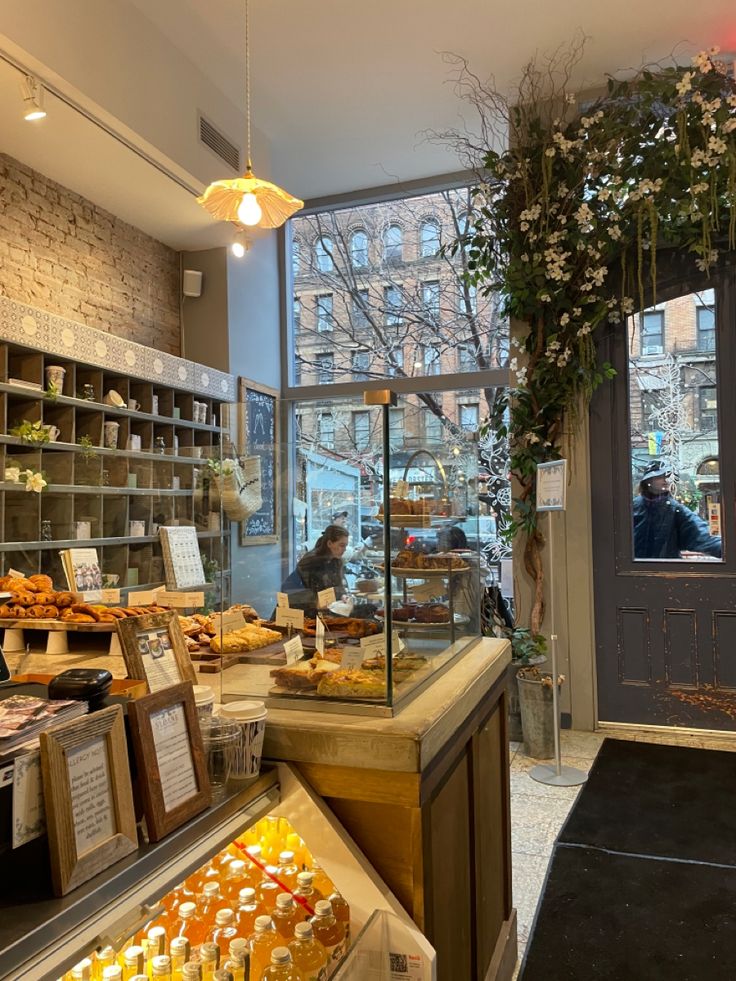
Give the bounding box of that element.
[262,638,515,981]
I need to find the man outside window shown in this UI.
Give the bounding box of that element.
[633,461,722,559]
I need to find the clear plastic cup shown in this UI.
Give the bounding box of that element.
[201,717,240,800]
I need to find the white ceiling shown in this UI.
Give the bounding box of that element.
[2,0,736,250]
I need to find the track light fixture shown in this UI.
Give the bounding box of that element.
[231,228,251,259]
[21,75,46,121]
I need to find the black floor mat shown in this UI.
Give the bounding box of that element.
[558,738,736,865]
[519,845,736,981]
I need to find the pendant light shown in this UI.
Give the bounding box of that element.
[198,0,303,229]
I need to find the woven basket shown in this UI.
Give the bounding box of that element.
[219,457,262,521]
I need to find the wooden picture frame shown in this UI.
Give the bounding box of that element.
[238,376,279,546]
[127,682,211,842]
[39,705,138,896]
[117,611,197,693]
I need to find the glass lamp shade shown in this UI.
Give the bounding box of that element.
[198,167,303,230]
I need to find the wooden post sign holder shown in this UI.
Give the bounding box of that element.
[530,460,587,788]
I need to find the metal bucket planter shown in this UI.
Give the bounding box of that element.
[517,669,557,759]
[508,656,547,744]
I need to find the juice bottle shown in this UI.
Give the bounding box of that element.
[294,873,323,917]
[220,860,248,902]
[171,902,207,947]
[234,887,263,936]
[308,862,334,901]
[285,832,308,872]
[256,868,281,911]
[151,956,172,981]
[248,915,279,981]
[94,947,117,980]
[169,937,191,981]
[121,945,145,980]
[260,816,285,864]
[181,964,202,981]
[199,942,220,980]
[146,925,167,966]
[275,852,299,892]
[288,921,327,981]
[261,947,304,981]
[243,844,264,885]
[68,959,92,980]
[272,894,302,941]
[208,908,238,948]
[309,901,346,971]
[327,893,351,944]
[188,860,221,896]
[199,882,226,922]
[221,937,248,981]
[101,968,122,981]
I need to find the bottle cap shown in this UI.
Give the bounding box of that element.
[246,844,262,859]
[271,947,292,965]
[276,893,294,909]
[147,925,166,954]
[238,887,256,903]
[297,871,314,888]
[229,937,249,957]
[102,969,123,981]
[70,959,92,981]
[200,941,220,963]
[170,937,191,958]
[229,859,246,873]
[254,914,275,932]
[182,964,202,980]
[151,956,172,977]
[314,900,333,916]
[215,908,235,925]
[294,921,314,939]
[123,946,144,969]
[203,881,220,896]
[213,971,235,981]
[129,976,148,981]
[278,850,295,863]
[178,901,196,918]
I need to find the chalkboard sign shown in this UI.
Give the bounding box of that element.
[238,378,279,545]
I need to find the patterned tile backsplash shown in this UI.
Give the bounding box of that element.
[0,294,236,401]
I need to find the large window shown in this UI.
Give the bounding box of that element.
[383,224,403,263]
[700,386,717,431]
[351,351,370,381]
[696,305,716,352]
[316,294,333,332]
[315,237,334,273]
[420,220,440,257]
[641,310,665,356]
[460,403,479,432]
[350,229,368,269]
[384,285,402,326]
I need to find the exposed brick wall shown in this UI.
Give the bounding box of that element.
[0,154,181,355]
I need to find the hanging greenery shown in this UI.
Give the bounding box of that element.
[447,42,736,631]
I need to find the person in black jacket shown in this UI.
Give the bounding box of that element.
[633,461,721,559]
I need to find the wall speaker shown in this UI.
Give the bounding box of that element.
[182,269,203,298]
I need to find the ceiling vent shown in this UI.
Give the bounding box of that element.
[199,114,240,172]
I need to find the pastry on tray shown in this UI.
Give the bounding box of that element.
[316,668,388,699]
[210,623,282,654]
[270,656,341,691]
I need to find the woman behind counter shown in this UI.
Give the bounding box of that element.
[278,524,349,617]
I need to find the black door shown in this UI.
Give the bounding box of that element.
[591,261,736,729]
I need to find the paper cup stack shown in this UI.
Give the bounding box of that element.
[217,700,267,780]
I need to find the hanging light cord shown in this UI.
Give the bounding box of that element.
[245,0,252,172]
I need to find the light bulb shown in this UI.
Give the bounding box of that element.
[237,192,262,226]
[23,104,46,121]
[231,240,246,258]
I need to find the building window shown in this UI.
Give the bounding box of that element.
[640,310,664,356]
[425,409,443,442]
[351,351,370,381]
[383,224,403,263]
[458,340,477,372]
[386,346,404,376]
[315,237,334,273]
[319,412,335,448]
[352,288,370,328]
[423,344,440,375]
[420,220,441,257]
[384,285,402,325]
[293,297,301,330]
[350,229,368,269]
[699,385,717,431]
[353,411,370,449]
[292,241,301,278]
[316,352,334,384]
[389,407,404,446]
[458,283,477,315]
[460,403,479,432]
[316,294,333,332]
[422,280,440,319]
[696,305,716,353]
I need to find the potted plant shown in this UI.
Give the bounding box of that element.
[516,666,565,759]
[505,627,547,741]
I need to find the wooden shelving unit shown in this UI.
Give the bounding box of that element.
[0,341,232,598]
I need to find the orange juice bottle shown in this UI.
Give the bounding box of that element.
[199,882,225,922]
[328,892,351,944]
[220,859,248,902]
[146,925,167,968]
[260,816,285,863]
[249,916,279,981]
[171,902,207,947]
[234,887,263,936]
[309,901,346,972]
[294,873,323,917]
[69,958,93,980]
[222,937,248,981]
[285,832,308,872]
[198,942,220,980]
[261,947,304,981]
[169,937,191,980]
[288,921,328,981]
[93,947,117,980]
[272,894,301,941]
[256,868,281,911]
[309,862,334,900]
[208,908,238,948]
[275,852,299,892]
[244,844,264,884]
[121,945,145,980]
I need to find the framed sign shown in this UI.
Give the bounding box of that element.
[536,459,568,512]
[117,611,197,693]
[127,682,211,842]
[39,705,137,896]
[238,377,279,546]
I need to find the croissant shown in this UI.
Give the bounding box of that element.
[7,606,26,619]
[28,574,54,592]
[27,605,48,618]
[11,592,38,607]
[0,605,14,618]
[71,603,101,621]
[53,592,75,608]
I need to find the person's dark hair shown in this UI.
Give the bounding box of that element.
[312,524,349,556]
[447,526,468,550]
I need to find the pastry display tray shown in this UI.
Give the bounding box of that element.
[0,618,116,632]
[376,612,470,628]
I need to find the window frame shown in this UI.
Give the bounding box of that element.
[420,219,441,258]
[315,293,334,332]
[696,304,716,353]
[640,310,665,356]
[383,223,404,264]
[350,228,369,269]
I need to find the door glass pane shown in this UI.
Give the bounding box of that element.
[628,289,722,561]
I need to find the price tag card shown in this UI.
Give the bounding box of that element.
[81,588,121,604]
[157,591,205,608]
[393,480,409,498]
[393,630,406,653]
[127,588,162,605]
[283,635,304,664]
[360,632,387,658]
[276,607,305,630]
[316,616,326,656]
[412,582,440,602]
[276,592,290,609]
[317,587,337,609]
[341,647,365,670]
[211,610,248,634]
[7,568,25,579]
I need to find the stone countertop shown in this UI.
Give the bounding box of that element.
[261,637,510,774]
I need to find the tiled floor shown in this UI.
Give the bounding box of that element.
[509,727,736,978]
